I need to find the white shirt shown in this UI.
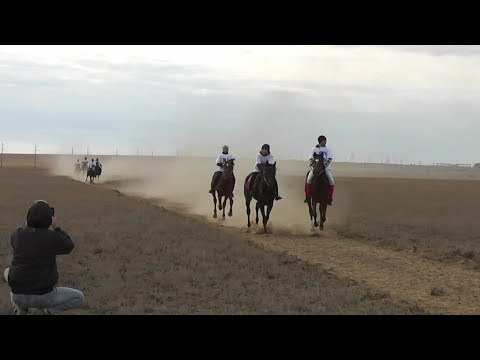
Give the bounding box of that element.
[309,146,333,170]
[215,153,235,172]
[89,161,96,168]
[254,152,275,172]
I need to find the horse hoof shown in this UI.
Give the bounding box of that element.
[218,206,223,211]
[228,213,232,217]
[310,227,315,233]
[320,224,324,231]
[213,214,217,219]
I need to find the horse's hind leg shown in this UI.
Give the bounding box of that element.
[212,193,217,219]
[246,197,252,227]
[255,202,260,225]
[228,196,233,217]
[218,195,223,211]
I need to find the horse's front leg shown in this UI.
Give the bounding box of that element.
[222,195,227,220]
[255,202,260,225]
[246,197,251,227]
[312,201,319,228]
[320,202,327,231]
[228,195,233,217]
[260,205,268,233]
[264,202,273,233]
[212,192,217,219]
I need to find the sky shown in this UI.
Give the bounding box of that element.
[0,45,479,164]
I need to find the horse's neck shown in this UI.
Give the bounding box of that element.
[257,175,274,195]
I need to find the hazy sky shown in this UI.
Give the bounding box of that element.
[1,45,479,164]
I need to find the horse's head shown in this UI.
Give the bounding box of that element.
[312,156,325,174]
[261,161,277,189]
[222,159,235,178]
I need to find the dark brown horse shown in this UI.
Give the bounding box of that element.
[306,157,329,231]
[244,162,277,233]
[212,159,235,220]
[86,166,96,183]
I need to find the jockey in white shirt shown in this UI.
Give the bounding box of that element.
[249,144,282,201]
[304,135,335,205]
[209,145,236,195]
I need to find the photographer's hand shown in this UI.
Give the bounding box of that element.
[51,216,59,230]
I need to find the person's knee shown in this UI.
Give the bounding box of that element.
[76,290,85,306]
[67,289,85,308]
[307,171,314,184]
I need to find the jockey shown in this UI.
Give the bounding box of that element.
[304,135,334,205]
[250,144,282,201]
[95,158,102,169]
[81,157,88,167]
[209,145,235,195]
[75,159,80,168]
[88,158,96,169]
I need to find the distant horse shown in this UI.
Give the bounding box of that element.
[244,162,277,233]
[86,166,96,183]
[74,163,81,177]
[306,157,329,231]
[95,163,102,182]
[212,159,235,220]
[81,162,88,175]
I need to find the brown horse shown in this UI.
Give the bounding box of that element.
[212,159,235,220]
[306,157,329,231]
[244,162,277,233]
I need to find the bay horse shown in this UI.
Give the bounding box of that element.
[306,157,329,231]
[244,162,277,233]
[212,159,235,220]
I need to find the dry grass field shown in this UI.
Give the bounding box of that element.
[1,154,480,314]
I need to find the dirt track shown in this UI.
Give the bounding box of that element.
[2,155,480,314]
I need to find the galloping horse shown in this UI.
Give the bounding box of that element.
[86,165,96,183]
[306,157,330,231]
[212,159,235,220]
[95,163,102,182]
[244,162,277,233]
[81,161,88,175]
[74,163,81,177]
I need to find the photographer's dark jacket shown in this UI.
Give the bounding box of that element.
[7,201,74,295]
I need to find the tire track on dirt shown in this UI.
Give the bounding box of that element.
[246,228,480,314]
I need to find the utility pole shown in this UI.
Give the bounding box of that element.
[1,142,4,168]
[137,148,139,157]
[34,144,37,168]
